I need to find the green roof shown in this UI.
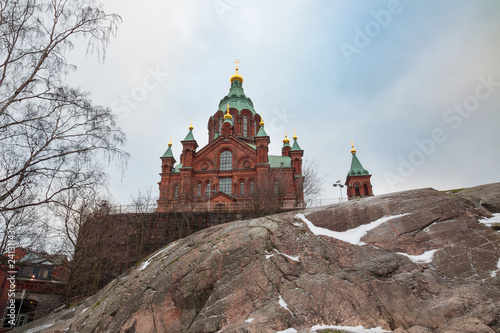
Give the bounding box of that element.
[183,129,195,141]
[348,153,370,176]
[256,124,268,137]
[172,163,182,173]
[291,138,301,151]
[162,145,173,158]
[269,155,292,168]
[218,80,256,114]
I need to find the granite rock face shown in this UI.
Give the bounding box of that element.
[14,186,500,333]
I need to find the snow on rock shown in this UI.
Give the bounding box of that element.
[490,258,500,277]
[279,295,293,315]
[265,249,300,262]
[245,318,254,323]
[480,213,500,227]
[397,249,439,264]
[276,324,390,333]
[311,324,390,332]
[296,213,409,245]
[276,329,298,333]
[139,241,178,271]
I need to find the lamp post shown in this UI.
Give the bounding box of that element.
[333,180,345,203]
[206,179,216,211]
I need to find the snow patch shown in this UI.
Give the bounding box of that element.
[25,322,55,333]
[139,241,178,271]
[276,329,297,333]
[265,249,300,262]
[278,295,293,315]
[480,213,500,227]
[397,249,439,264]
[490,258,500,277]
[296,213,409,245]
[311,324,390,332]
[245,318,254,323]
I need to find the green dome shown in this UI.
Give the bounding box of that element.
[218,80,255,114]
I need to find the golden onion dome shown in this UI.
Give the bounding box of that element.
[283,134,290,145]
[230,59,244,83]
[350,141,356,154]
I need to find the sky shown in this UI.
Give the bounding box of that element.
[66,0,500,206]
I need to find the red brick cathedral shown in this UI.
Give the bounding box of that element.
[157,64,304,212]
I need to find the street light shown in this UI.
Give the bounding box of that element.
[333,180,344,203]
[206,179,216,211]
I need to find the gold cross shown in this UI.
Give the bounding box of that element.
[226,104,230,113]
[234,59,240,69]
[350,140,354,148]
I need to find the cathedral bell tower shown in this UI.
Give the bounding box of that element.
[345,142,373,200]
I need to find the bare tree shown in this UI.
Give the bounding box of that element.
[302,158,324,207]
[0,1,128,228]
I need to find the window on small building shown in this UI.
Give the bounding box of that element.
[355,185,360,196]
[220,151,232,170]
[250,181,255,194]
[174,185,179,198]
[243,115,248,137]
[363,184,369,196]
[220,178,232,195]
[240,181,245,195]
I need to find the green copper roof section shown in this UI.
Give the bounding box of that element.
[269,155,292,168]
[348,153,370,176]
[223,117,233,125]
[183,128,195,141]
[291,138,302,151]
[162,145,174,158]
[282,141,291,148]
[172,163,182,173]
[256,124,268,137]
[218,80,256,114]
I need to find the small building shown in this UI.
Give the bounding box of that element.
[157,63,305,212]
[0,248,68,329]
[345,143,374,200]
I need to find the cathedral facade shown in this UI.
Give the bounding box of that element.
[157,65,304,212]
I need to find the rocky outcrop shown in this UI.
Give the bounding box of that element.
[449,182,500,213]
[14,186,500,333]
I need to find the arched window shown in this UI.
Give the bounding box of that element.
[243,115,248,137]
[363,184,369,196]
[274,181,279,194]
[206,182,211,195]
[355,185,360,197]
[240,181,245,195]
[174,185,179,198]
[218,117,222,133]
[197,183,202,196]
[250,181,255,194]
[220,151,232,170]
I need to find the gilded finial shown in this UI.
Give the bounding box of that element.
[350,140,356,154]
[224,104,232,120]
[230,59,244,83]
[283,130,290,144]
[259,115,264,126]
[189,119,194,130]
[293,128,297,140]
[168,135,172,147]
